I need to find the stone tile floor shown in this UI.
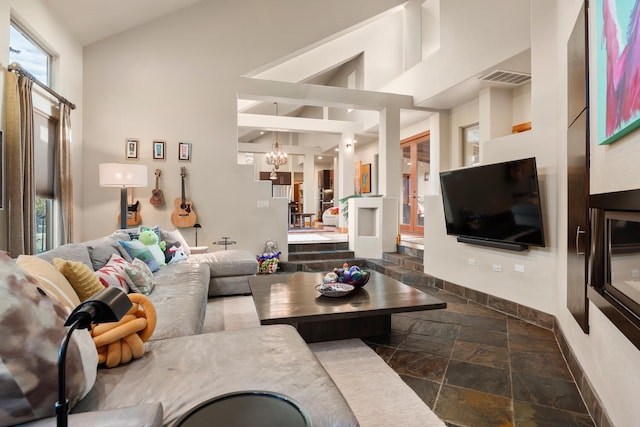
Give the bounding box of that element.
[364,286,595,427]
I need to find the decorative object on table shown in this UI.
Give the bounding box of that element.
[57,287,133,427]
[178,142,191,161]
[258,240,280,274]
[125,138,139,159]
[91,293,156,369]
[99,163,148,230]
[324,263,370,288]
[193,223,201,246]
[149,168,165,206]
[596,0,640,145]
[171,166,197,227]
[214,236,237,250]
[152,140,165,160]
[265,102,288,179]
[315,282,355,298]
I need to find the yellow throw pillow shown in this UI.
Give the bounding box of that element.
[16,255,81,312]
[53,258,105,302]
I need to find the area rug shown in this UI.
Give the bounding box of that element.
[309,339,446,427]
[287,233,331,242]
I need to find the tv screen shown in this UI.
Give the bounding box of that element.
[439,157,545,249]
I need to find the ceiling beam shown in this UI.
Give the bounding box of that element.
[237,77,438,112]
[238,113,363,134]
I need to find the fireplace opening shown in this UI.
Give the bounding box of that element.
[589,189,640,349]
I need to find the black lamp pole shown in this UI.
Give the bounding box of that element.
[55,288,132,427]
[119,186,128,230]
[194,223,201,246]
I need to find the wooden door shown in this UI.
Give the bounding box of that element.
[400,132,429,235]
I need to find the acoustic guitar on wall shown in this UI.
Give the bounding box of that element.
[149,169,165,206]
[171,167,197,228]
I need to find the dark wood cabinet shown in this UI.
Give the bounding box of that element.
[318,170,333,190]
[566,2,590,333]
[259,171,291,185]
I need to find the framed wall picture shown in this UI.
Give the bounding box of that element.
[179,142,191,161]
[153,140,165,159]
[596,0,640,144]
[126,138,139,159]
[361,163,371,193]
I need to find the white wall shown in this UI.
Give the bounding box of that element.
[81,0,406,258]
[0,0,84,249]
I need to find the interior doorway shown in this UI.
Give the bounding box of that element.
[400,131,430,235]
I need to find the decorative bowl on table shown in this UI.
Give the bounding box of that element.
[315,283,355,298]
[323,263,370,288]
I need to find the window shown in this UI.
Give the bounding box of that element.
[9,22,51,85]
[10,21,57,253]
[462,123,480,166]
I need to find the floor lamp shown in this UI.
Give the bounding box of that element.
[99,163,148,229]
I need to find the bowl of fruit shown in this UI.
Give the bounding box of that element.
[323,263,370,288]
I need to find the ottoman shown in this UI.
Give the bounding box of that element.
[189,249,258,297]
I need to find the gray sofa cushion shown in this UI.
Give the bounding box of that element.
[83,232,131,270]
[36,243,93,270]
[73,325,358,427]
[189,249,257,277]
[147,262,209,341]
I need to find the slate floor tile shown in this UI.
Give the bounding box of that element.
[513,401,595,427]
[387,348,449,382]
[450,339,510,369]
[512,372,588,414]
[435,385,513,427]
[444,360,512,399]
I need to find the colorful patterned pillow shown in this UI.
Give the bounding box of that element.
[15,255,81,312]
[53,258,105,302]
[95,254,132,292]
[161,229,191,256]
[0,252,97,426]
[117,240,160,272]
[125,258,155,295]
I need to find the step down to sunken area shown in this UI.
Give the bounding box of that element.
[281,242,367,272]
[281,242,427,284]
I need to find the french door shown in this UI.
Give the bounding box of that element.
[400,131,430,235]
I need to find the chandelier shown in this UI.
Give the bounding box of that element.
[265,103,287,179]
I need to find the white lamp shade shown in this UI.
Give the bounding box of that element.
[99,163,148,187]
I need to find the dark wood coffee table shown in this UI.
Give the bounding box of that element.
[249,271,446,342]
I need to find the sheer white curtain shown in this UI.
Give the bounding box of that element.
[5,71,35,256]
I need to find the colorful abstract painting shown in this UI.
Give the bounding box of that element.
[597,0,640,144]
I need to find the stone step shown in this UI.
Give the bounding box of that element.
[365,259,435,288]
[289,249,355,262]
[280,258,367,273]
[383,252,423,271]
[288,242,349,254]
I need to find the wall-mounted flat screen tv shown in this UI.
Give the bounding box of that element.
[439,157,545,251]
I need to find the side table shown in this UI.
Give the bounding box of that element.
[189,246,209,254]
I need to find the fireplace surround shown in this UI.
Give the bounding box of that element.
[589,189,640,349]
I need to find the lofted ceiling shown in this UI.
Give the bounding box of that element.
[42,0,202,46]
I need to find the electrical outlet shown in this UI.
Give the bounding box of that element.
[257,200,270,208]
[492,264,502,272]
[514,264,525,273]
[632,269,640,279]
[468,258,476,266]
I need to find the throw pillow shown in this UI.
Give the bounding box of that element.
[117,240,160,272]
[15,255,81,312]
[161,229,191,256]
[124,258,155,295]
[0,252,97,426]
[95,254,133,292]
[53,258,105,302]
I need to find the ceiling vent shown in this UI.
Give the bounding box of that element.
[479,70,531,85]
